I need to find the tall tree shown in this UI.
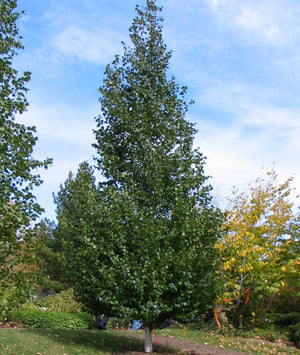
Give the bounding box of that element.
[92,1,222,351]
[216,169,300,329]
[0,0,51,316]
[55,1,222,351]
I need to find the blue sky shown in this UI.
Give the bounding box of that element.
[16,0,300,221]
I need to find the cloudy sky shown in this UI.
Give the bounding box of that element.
[16,0,300,221]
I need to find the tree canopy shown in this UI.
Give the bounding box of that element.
[55,1,223,351]
[0,0,51,316]
[216,169,300,329]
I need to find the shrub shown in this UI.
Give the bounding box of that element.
[290,322,300,349]
[39,289,84,313]
[0,285,34,319]
[267,313,300,349]
[11,309,95,330]
[22,288,84,314]
[271,313,300,328]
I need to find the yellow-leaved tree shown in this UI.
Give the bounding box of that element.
[216,169,299,329]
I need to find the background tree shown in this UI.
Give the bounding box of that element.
[34,219,67,294]
[216,169,300,329]
[0,0,51,316]
[55,1,223,352]
[54,162,105,314]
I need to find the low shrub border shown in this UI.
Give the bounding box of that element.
[11,309,95,330]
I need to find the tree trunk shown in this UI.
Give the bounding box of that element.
[144,327,153,353]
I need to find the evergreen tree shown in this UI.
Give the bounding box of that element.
[0,0,51,316]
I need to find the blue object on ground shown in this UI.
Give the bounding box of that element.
[132,320,142,330]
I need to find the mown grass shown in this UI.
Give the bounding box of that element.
[0,328,176,354]
[0,327,299,354]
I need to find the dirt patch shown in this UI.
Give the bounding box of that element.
[123,332,249,354]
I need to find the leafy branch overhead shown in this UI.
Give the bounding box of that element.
[0,0,52,317]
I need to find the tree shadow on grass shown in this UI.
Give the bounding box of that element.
[29,329,178,354]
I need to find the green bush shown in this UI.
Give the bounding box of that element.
[0,285,34,319]
[40,289,84,313]
[12,309,95,330]
[22,288,84,314]
[271,313,300,328]
[290,322,300,349]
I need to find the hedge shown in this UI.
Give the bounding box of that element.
[11,309,95,330]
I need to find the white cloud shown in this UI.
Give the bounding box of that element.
[52,25,123,64]
[204,0,300,46]
[191,80,300,207]
[21,102,97,147]
[234,7,283,43]
[20,101,101,221]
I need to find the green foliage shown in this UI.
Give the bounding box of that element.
[265,313,300,348]
[23,289,85,314]
[0,0,52,318]
[54,4,223,342]
[290,323,300,349]
[271,285,300,314]
[11,309,95,330]
[54,162,105,314]
[0,286,34,318]
[272,313,300,328]
[34,219,67,292]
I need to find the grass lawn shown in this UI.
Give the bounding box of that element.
[0,327,299,354]
[0,328,175,354]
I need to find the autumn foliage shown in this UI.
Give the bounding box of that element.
[216,169,300,328]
